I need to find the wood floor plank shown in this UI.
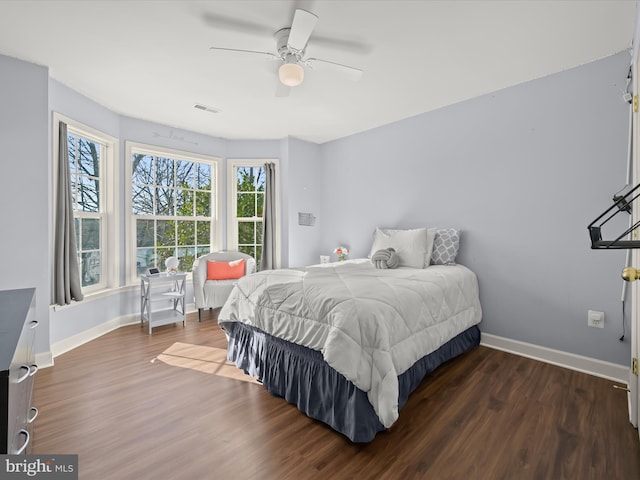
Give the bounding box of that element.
[31,311,640,479]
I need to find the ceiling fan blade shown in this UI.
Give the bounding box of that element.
[202,12,272,36]
[305,58,363,82]
[310,35,372,55]
[209,46,280,61]
[287,9,318,52]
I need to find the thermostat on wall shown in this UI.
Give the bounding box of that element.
[298,212,316,227]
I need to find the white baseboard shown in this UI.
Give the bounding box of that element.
[46,310,626,386]
[36,350,54,369]
[49,313,139,361]
[46,304,199,365]
[481,333,629,385]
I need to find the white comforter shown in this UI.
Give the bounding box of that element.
[218,259,482,428]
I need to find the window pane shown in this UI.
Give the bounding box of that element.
[132,154,153,184]
[175,189,193,216]
[132,185,153,215]
[256,221,263,244]
[77,176,99,212]
[255,168,265,192]
[156,157,174,187]
[238,221,254,245]
[197,164,211,190]
[81,251,100,287]
[237,193,255,217]
[237,167,262,192]
[71,174,77,208]
[197,246,210,257]
[155,187,174,215]
[239,245,254,257]
[195,191,211,216]
[256,192,264,217]
[78,138,99,176]
[82,218,100,250]
[177,220,195,246]
[156,220,175,247]
[177,247,195,271]
[136,248,155,275]
[156,248,174,268]
[196,221,210,244]
[176,160,194,188]
[68,134,77,173]
[74,217,80,249]
[136,219,154,247]
[255,246,262,264]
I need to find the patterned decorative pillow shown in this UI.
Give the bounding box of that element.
[431,229,460,265]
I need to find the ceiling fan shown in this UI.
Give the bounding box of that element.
[209,9,364,96]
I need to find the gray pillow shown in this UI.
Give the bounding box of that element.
[431,228,460,265]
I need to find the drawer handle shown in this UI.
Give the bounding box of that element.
[30,320,39,329]
[29,364,38,376]
[28,407,38,423]
[16,365,30,384]
[15,429,29,455]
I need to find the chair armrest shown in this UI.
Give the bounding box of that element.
[192,257,208,307]
[245,256,257,275]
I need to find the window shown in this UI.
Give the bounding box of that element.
[54,114,118,294]
[235,165,265,260]
[228,160,279,267]
[127,143,220,280]
[68,131,104,288]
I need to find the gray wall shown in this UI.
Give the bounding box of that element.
[0,55,50,354]
[285,137,323,267]
[318,51,632,365]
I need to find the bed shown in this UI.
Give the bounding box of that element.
[218,249,482,442]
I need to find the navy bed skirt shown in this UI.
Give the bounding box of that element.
[225,322,481,443]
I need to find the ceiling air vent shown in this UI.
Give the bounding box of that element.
[193,103,220,114]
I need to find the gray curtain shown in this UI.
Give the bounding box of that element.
[260,162,276,271]
[53,121,84,305]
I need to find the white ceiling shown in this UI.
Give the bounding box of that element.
[0,1,636,144]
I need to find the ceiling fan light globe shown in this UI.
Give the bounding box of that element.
[279,63,304,86]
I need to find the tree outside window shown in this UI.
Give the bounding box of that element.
[236,166,265,262]
[131,150,214,276]
[68,131,104,288]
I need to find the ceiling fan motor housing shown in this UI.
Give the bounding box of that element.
[275,28,303,61]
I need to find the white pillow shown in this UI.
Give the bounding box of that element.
[369,227,436,268]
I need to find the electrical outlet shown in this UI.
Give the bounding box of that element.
[588,310,604,328]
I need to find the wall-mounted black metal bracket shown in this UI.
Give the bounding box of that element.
[589,182,640,249]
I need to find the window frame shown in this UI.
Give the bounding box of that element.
[125,141,221,284]
[227,159,280,269]
[52,112,119,295]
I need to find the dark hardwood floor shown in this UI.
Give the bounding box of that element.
[31,310,640,479]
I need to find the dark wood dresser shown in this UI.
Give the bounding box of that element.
[0,288,38,454]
